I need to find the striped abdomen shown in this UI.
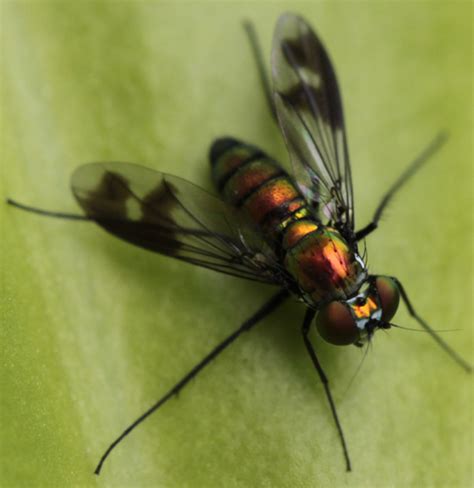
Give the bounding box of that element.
[209,137,312,247]
[209,137,366,303]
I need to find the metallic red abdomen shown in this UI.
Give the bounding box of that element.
[211,139,309,240]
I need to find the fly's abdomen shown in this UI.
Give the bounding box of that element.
[210,137,310,242]
[209,137,365,303]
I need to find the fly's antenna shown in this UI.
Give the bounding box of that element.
[388,322,460,333]
[6,198,89,221]
[377,276,472,373]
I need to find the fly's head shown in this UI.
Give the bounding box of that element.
[314,276,400,346]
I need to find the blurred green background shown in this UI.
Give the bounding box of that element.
[1,2,472,487]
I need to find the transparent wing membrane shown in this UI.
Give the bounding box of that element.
[272,13,354,236]
[71,162,290,285]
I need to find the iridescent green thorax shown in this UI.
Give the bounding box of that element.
[284,227,367,303]
[211,140,366,304]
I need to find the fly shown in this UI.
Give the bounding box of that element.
[7,12,472,475]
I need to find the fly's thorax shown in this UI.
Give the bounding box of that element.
[283,225,367,303]
[210,137,311,241]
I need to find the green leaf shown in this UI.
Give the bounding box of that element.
[2,2,471,487]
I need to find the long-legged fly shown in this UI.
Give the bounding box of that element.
[7,12,472,475]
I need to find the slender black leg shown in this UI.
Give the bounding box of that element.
[242,20,276,120]
[301,309,352,472]
[6,198,89,221]
[355,133,448,241]
[389,276,472,373]
[94,288,290,475]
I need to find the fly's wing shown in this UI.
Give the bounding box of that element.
[71,162,291,285]
[272,13,355,237]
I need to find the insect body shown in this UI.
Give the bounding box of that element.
[7,12,471,475]
[210,138,381,345]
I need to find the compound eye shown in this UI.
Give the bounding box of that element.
[315,301,359,346]
[375,277,400,322]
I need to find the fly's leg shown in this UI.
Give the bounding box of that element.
[242,20,276,120]
[301,308,352,472]
[94,289,290,475]
[7,198,89,221]
[390,276,472,373]
[355,133,447,241]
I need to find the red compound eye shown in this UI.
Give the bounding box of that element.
[375,277,400,322]
[315,301,359,346]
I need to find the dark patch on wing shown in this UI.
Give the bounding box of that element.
[272,13,355,235]
[280,36,344,135]
[75,170,182,256]
[71,162,293,285]
[281,36,314,69]
[76,171,130,219]
[140,178,176,226]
